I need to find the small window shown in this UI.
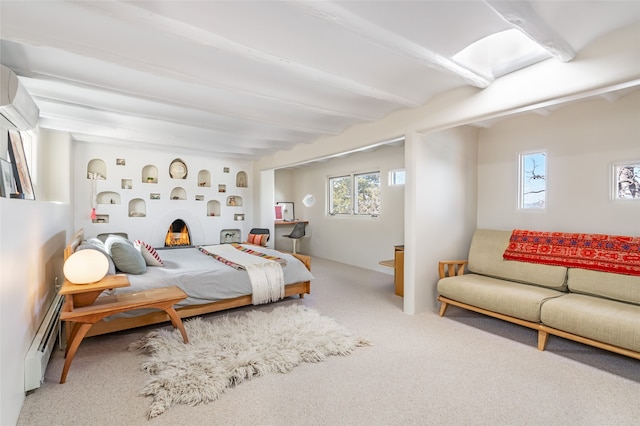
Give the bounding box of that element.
[519,151,546,209]
[328,171,380,216]
[355,172,380,215]
[389,169,405,186]
[329,175,352,215]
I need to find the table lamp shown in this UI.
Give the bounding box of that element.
[63,249,109,284]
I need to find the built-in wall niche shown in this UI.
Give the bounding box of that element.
[169,158,187,179]
[198,170,211,187]
[92,214,109,224]
[220,229,241,244]
[207,200,221,216]
[236,171,248,187]
[128,198,146,217]
[96,191,121,205]
[170,187,187,200]
[142,165,158,184]
[87,159,107,180]
[121,179,132,189]
[226,195,242,206]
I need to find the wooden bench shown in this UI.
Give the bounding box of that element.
[59,276,188,383]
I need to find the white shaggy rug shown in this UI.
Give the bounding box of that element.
[129,304,371,418]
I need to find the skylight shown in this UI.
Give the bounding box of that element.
[453,29,551,80]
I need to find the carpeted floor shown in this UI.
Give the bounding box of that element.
[18,257,640,425]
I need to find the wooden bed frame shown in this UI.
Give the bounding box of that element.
[64,229,311,338]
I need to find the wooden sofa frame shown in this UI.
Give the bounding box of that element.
[437,260,640,360]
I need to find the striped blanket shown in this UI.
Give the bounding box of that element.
[198,244,285,304]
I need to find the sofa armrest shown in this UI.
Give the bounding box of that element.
[438,260,468,279]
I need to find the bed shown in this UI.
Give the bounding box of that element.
[64,229,313,337]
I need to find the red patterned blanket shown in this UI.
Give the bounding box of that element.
[503,230,640,276]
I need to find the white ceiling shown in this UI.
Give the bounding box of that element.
[1,1,639,160]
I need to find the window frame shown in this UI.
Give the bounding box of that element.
[328,170,381,217]
[518,150,547,210]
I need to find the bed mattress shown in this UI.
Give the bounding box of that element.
[106,244,314,308]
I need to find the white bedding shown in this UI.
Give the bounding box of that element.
[104,244,313,309]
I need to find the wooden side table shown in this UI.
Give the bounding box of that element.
[58,275,189,383]
[379,245,404,297]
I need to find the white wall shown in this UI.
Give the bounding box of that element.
[73,142,255,245]
[478,90,640,235]
[274,144,405,271]
[405,127,478,314]
[0,127,72,426]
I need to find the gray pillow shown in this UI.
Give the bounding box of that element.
[76,244,116,275]
[105,236,146,274]
[96,232,129,243]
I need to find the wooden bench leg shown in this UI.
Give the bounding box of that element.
[60,322,93,384]
[538,330,549,351]
[164,307,189,343]
[438,300,449,317]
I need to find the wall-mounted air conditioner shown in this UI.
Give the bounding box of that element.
[1,65,39,130]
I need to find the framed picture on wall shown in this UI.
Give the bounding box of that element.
[612,161,640,201]
[0,159,17,197]
[7,130,35,200]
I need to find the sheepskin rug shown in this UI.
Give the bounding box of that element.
[129,304,370,418]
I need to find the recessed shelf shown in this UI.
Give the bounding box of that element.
[198,170,211,187]
[220,229,241,244]
[236,171,248,187]
[92,214,109,223]
[87,159,107,180]
[169,158,187,179]
[226,195,242,206]
[121,179,132,189]
[128,198,146,217]
[142,165,158,184]
[97,191,121,205]
[207,200,221,216]
[170,187,187,200]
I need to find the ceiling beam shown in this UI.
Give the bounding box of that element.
[74,1,420,108]
[484,0,576,62]
[292,1,493,89]
[17,69,355,138]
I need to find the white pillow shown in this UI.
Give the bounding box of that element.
[134,240,164,266]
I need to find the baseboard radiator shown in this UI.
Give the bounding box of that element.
[24,294,64,391]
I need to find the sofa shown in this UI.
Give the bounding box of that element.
[436,229,640,360]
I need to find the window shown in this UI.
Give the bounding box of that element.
[519,151,546,209]
[329,171,380,216]
[389,169,405,186]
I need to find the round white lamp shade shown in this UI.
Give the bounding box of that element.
[63,250,109,284]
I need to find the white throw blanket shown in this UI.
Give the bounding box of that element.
[199,245,284,305]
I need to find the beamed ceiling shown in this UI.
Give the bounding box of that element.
[1,1,639,160]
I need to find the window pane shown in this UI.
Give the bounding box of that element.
[519,152,546,209]
[329,175,352,214]
[389,169,405,185]
[355,172,380,215]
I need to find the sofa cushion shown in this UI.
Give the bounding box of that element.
[467,229,568,291]
[437,274,565,323]
[541,293,640,352]
[567,268,640,306]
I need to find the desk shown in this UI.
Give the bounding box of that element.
[274,220,308,226]
[58,275,188,383]
[379,245,404,297]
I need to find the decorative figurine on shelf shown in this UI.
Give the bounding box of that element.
[228,196,236,206]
